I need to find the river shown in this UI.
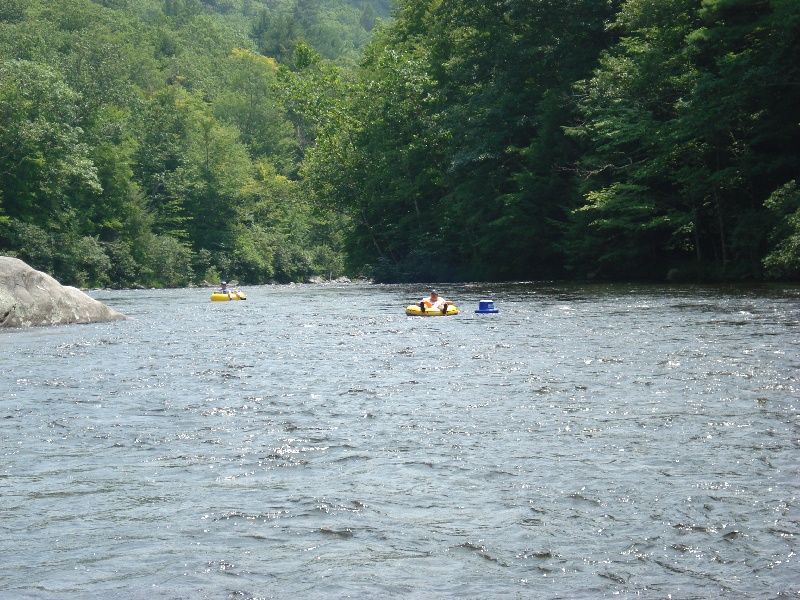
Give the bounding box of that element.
[1,282,798,599]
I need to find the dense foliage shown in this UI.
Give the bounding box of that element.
[301,0,800,282]
[0,0,387,287]
[1,0,798,286]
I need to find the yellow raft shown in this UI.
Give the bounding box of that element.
[405,304,458,316]
[211,291,247,301]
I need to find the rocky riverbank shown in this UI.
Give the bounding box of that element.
[0,257,126,328]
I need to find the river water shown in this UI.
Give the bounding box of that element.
[1,282,798,599]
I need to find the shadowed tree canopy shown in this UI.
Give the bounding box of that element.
[299,0,799,282]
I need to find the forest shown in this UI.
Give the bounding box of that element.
[1,0,798,287]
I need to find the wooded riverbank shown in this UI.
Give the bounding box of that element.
[1,0,797,289]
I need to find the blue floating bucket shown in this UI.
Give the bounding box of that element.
[475,299,499,314]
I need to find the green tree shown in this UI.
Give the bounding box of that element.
[763,181,800,278]
[252,8,303,62]
[565,0,701,278]
[213,48,299,173]
[567,0,800,280]
[302,0,618,281]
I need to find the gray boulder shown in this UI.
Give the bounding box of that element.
[0,257,126,328]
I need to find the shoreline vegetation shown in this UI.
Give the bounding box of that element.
[84,276,366,292]
[1,0,798,289]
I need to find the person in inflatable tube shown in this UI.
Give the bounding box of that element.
[218,281,239,299]
[417,289,451,313]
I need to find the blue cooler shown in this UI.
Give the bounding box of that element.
[475,299,499,314]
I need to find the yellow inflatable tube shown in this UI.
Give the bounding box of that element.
[211,291,247,301]
[405,304,458,316]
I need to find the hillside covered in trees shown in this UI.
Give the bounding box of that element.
[1,0,798,287]
[0,0,389,287]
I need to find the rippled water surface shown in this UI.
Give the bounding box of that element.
[1,282,798,599]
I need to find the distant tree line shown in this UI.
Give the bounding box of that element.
[1,0,798,287]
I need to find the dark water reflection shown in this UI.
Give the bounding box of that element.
[1,282,798,598]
